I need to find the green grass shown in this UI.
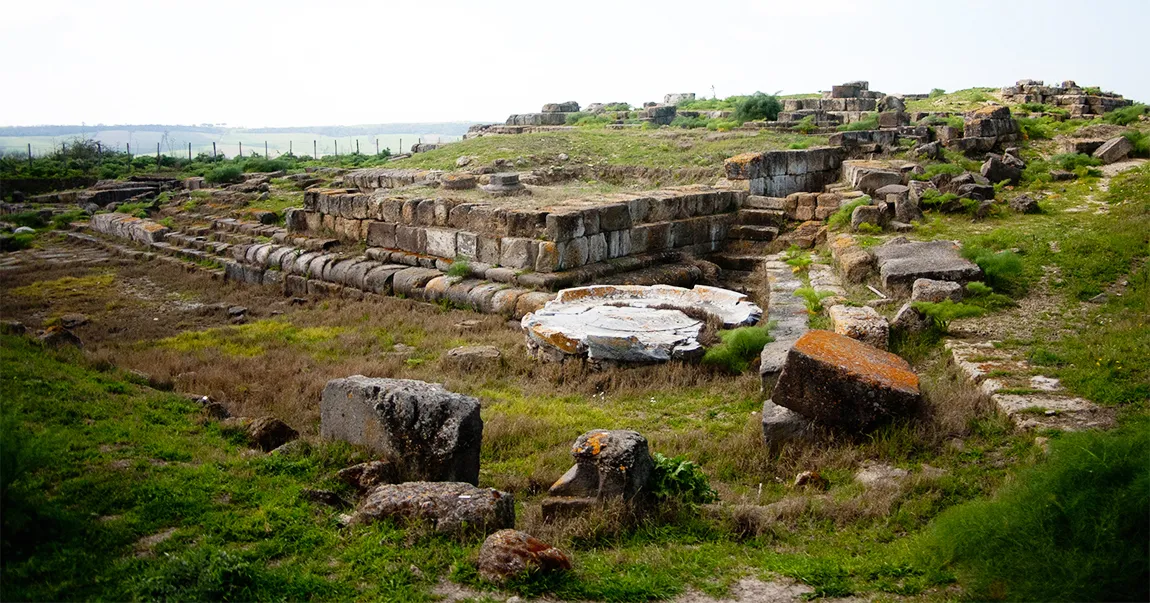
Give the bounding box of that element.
[904,88,999,113]
[378,129,828,171]
[913,417,1150,601]
[827,196,871,229]
[701,326,773,374]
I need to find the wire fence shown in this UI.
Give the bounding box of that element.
[1,135,458,160]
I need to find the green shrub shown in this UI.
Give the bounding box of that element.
[1123,130,1149,157]
[1102,103,1147,126]
[2,210,49,229]
[564,112,611,127]
[961,245,1025,294]
[794,287,835,313]
[827,196,871,229]
[205,165,243,185]
[1018,102,1050,113]
[705,119,740,131]
[701,326,773,374]
[50,210,88,229]
[243,158,290,173]
[793,115,818,134]
[648,452,718,505]
[910,162,965,181]
[963,281,1016,310]
[670,115,708,129]
[917,189,960,210]
[1018,117,1055,140]
[0,232,36,251]
[1052,153,1102,172]
[446,259,470,277]
[602,102,631,111]
[914,419,1149,601]
[910,300,985,332]
[1084,86,1102,95]
[929,88,946,98]
[837,113,879,132]
[783,245,812,271]
[856,222,882,234]
[734,92,782,122]
[787,141,811,150]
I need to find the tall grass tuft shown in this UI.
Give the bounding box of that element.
[701,326,772,374]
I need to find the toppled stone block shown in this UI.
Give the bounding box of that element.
[479,530,572,584]
[549,430,654,501]
[321,376,482,485]
[829,305,889,349]
[352,482,514,536]
[220,416,299,452]
[856,171,902,196]
[443,345,501,370]
[871,239,981,296]
[1092,136,1134,164]
[829,234,874,283]
[891,302,932,333]
[771,330,921,431]
[337,460,398,494]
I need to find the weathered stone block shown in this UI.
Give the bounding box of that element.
[549,430,653,501]
[829,305,890,349]
[396,225,427,254]
[772,330,921,431]
[500,237,538,270]
[425,228,458,258]
[366,221,396,248]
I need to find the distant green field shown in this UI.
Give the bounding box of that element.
[0,130,462,159]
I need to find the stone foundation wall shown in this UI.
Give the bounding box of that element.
[1000,80,1131,117]
[724,147,846,198]
[290,187,743,274]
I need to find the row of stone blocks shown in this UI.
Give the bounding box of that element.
[290,209,735,272]
[90,213,170,245]
[303,187,742,238]
[781,97,878,113]
[221,244,556,319]
[724,147,846,198]
[342,169,442,191]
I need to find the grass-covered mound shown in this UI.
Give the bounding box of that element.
[914,418,1150,601]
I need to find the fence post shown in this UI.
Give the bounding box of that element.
[356,139,359,154]
[127,142,131,162]
[289,140,293,155]
[376,139,379,155]
[239,142,243,158]
[213,141,217,159]
[157,142,161,167]
[335,140,338,157]
[399,138,402,154]
[265,141,268,159]
[188,142,192,160]
[27,143,32,169]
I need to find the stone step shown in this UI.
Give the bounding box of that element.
[737,209,787,227]
[728,225,778,241]
[744,195,786,210]
[709,253,766,272]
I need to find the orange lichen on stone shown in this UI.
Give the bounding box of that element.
[793,330,919,393]
[575,431,608,456]
[726,152,761,166]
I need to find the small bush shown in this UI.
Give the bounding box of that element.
[963,281,1016,310]
[917,189,960,210]
[911,300,985,332]
[2,211,49,229]
[794,287,835,314]
[1018,102,1050,113]
[929,88,946,98]
[856,222,883,234]
[205,165,243,185]
[910,162,965,181]
[1102,103,1147,126]
[701,326,773,374]
[793,115,818,134]
[914,419,1149,601]
[783,245,812,271]
[602,102,631,111]
[243,158,290,173]
[648,452,718,505]
[706,119,740,131]
[1052,153,1102,172]
[961,245,1025,294]
[734,92,782,122]
[1123,130,1149,157]
[670,115,708,129]
[0,232,36,251]
[446,259,470,277]
[565,112,611,127]
[837,113,879,132]
[827,196,871,229]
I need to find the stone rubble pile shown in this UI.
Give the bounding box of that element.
[1000,79,1132,117]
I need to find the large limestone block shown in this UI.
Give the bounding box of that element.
[771,330,921,431]
[352,481,513,536]
[1092,136,1133,164]
[829,305,890,350]
[321,376,482,485]
[479,530,572,584]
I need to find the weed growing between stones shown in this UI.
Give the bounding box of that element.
[701,326,773,374]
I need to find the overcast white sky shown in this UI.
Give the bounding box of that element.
[1,0,1146,127]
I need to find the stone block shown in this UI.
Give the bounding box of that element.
[829,305,890,349]
[476,236,501,264]
[396,225,427,254]
[366,221,396,248]
[500,238,538,270]
[545,212,585,242]
[457,231,478,260]
[425,228,458,259]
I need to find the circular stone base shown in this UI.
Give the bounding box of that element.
[521,284,762,364]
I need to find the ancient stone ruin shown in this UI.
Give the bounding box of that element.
[1000,79,1132,117]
